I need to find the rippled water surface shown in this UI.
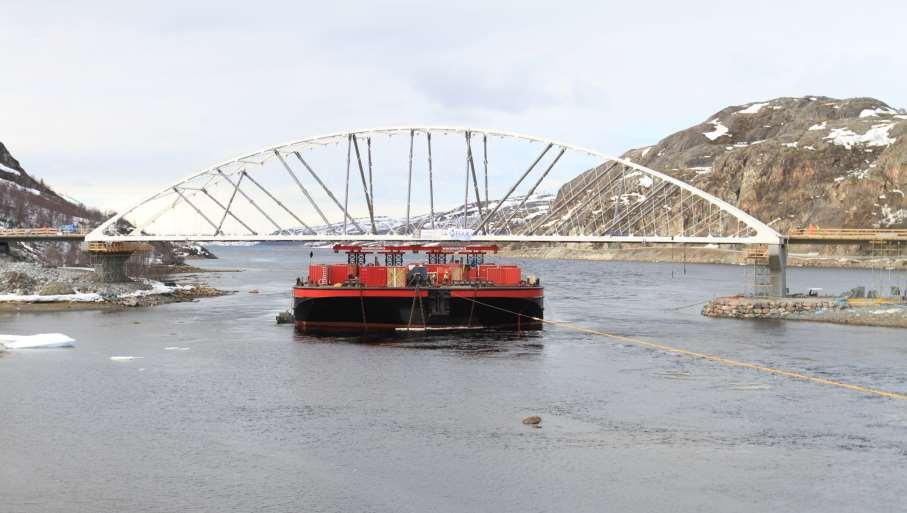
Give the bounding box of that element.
[2,246,906,512]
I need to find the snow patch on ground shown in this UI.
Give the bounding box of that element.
[0,162,22,175]
[640,146,652,158]
[0,280,191,303]
[638,176,653,188]
[689,166,712,175]
[703,119,730,141]
[782,142,799,148]
[737,102,769,114]
[825,123,896,149]
[808,121,827,131]
[879,205,907,226]
[859,107,899,118]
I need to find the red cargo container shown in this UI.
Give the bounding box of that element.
[499,265,521,285]
[328,264,354,285]
[359,266,388,287]
[484,267,504,285]
[465,266,479,281]
[478,264,497,281]
[308,264,327,285]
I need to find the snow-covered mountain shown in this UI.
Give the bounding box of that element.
[571,96,907,232]
[0,141,106,229]
[274,192,556,237]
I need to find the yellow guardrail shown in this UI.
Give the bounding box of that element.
[789,228,907,241]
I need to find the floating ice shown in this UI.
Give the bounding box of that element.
[110,356,144,361]
[164,346,191,351]
[0,333,75,349]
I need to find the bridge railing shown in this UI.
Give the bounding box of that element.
[788,228,907,241]
[0,227,91,237]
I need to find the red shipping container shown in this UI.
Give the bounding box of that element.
[499,265,521,285]
[359,266,388,287]
[328,264,354,285]
[465,267,479,281]
[308,264,326,285]
[484,267,504,285]
[478,264,497,281]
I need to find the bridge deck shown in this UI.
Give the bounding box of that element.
[788,228,907,244]
[0,228,88,241]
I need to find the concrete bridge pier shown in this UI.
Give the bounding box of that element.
[85,241,152,283]
[93,252,133,283]
[767,243,788,297]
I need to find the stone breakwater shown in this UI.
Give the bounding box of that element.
[702,296,907,328]
[702,296,842,319]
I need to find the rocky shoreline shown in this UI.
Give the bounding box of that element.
[0,260,230,310]
[702,296,907,328]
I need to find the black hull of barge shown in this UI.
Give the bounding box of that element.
[293,292,543,334]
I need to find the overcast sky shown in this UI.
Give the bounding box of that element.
[2,0,905,211]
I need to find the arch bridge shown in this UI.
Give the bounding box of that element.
[86,127,787,293]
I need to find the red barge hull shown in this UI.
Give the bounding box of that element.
[293,286,543,333]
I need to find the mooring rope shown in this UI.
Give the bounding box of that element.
[459,296,907,401]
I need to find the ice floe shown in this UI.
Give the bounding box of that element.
[0,333,75,349]
[110,356,144,361]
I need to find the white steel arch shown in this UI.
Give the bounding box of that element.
[87,126,782,245]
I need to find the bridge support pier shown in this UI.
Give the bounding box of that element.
[94,252,132,283]
[0,241,9,255]
[766,243,788,297]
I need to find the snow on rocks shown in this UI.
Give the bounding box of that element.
[859,107,899,118]
[736,102,770,114]
[825,123,897,149]
[703,119,730,141]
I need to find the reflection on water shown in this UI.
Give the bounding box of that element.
[1,245,906,513]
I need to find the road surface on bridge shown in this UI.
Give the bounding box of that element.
[0,228,88,242]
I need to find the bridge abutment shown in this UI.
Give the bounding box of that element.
[766,243,788,297]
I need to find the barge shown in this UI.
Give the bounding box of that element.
[293,245,543,333]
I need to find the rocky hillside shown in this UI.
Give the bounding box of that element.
[619,96,907,231]
[1,141,106,229]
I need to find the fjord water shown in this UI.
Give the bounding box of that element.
[1,245,905,513]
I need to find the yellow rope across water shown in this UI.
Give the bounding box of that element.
[460,297,907,401]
